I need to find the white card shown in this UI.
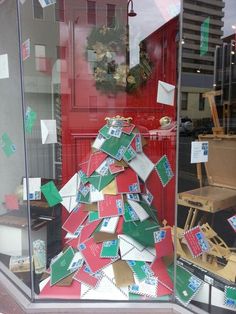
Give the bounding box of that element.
[157,80,175,106]
[191,141,208,164]
[0,54,9,79]
[40,120,57,144]
[23,177,41,200]
[127,200,149,222]
[38,0,56,8]
[128,152,154,182]
[100,216,119,234]
[90,185,104,203]
[59,173,80,213]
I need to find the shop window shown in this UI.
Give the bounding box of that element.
[107,4,116,28]
[32,0,43,20]
[35,44,46,71]
[199,93,205,111]
[87,1,96,25]
[55,0,65,22]
[181,92,188,110]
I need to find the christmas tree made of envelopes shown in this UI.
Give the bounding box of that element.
[39,117,176,300]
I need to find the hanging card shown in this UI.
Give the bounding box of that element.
[183,226,210,258]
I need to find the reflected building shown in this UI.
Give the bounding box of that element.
[181,0,224,122]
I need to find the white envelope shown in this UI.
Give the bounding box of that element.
[129,276,158,298]
[59,173,80,213]
[40,120,57,144]
[157,80,175,106]
[128,152,154,182]
[38,0,56,8]
[118,235,156,262]
[90,185,104,203]
[100,216,119,233]
[23,177,41,200]
[127,200,149,222]
[80,276,128,300]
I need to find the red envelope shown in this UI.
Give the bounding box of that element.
[39,278,81,299]
[154,227,173,258]
[151,258,173,296]
[4,194,19,210]
[116,168,140,194]
[98,194,124,218]
[65,238,79,250]
[116,216,124,234]
[79,237,116,273]
[73,264,102,288]
[62,206,88,234]
[122,123,135,135]
[88,151,108,176]
[183,225,209,257]
[78,220,102,245]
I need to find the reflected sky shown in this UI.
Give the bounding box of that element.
[129,0,180,66]
[224,0,236,37]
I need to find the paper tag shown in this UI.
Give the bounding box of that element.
[191,141,208,164]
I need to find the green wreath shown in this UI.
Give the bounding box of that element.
[86,25,153,94]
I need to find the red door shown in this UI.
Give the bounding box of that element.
[60,1,178,241]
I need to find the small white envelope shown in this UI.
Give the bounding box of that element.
[59,173,80,213]
[40,120,57,144]
[157,80,175,106]
[23,177,41,200]
[38,0,56,8]
[128,152,154,182]
[100,217,119,234]
[127,200,149,222]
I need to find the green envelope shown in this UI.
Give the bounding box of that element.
[41,181,62,207]
[100,239,119,258]
[50,247,75,286]
[123,219,160,247]
[89,211,100,222]
[1,132,16,157]
[100,132,135,161]
[77,191,90,204]
[127,260,152,281]
[138,201,159,224]
[25,107,37,134]
[168,263,203,306]
[87,171,115,191]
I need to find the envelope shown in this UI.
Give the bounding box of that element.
[59,173,80,212]
[41,181,62,207]
[157,80,175,106]
[40,120,57,144]
[128,152,154,182]
[118,235,156,263]
[23,177,41,201]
